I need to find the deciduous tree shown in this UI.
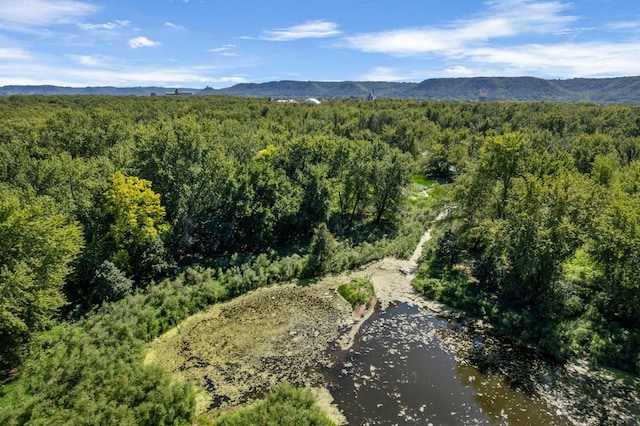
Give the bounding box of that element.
[0,187,83,368]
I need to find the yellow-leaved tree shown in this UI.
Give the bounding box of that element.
[102,171,170,279]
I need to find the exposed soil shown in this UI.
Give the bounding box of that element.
[145,230,432,422]
[147,224,640,425]
[145,281,351,416]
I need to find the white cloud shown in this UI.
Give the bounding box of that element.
[344,0,575,55]
[78,20,130,31]
[0,47,31,60]
[209,45,238,56]
[68,54,112,67]
[209,44,236,52]
[261,20,340,41]
[605,21,640,31]
[443,66,476,77]
[128,36,161,48]
[0,0,99,26]
[0,59,247,87]
[463,41,640,77]
[360,67,418,82]
[165,22,186,31]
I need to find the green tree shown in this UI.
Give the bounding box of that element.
[478,132,528,219]
[304,223,337,277]
[337,141,373,223]
[371,143,412,223]
[102,171,170,279]
[498,172,589,309]
[590,173,640,327]
[90,260,133,303]
[0,187,83,368]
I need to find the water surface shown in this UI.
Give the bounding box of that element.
[325,302,571,425]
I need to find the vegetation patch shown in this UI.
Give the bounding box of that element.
[410,174,438,187]
[206,383,336,426]
[408,174,444,208]
[337,278,376,309]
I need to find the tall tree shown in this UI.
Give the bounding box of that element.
[477,132,528,219]
[371,143,412,223]
[0,186,83,368]
[101,172,170,280]
[498,172,590,309]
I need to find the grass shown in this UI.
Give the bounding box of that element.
[410,174,439,187]
[337,278,375,309]
[207,383,335,426]
[408,174,443,208]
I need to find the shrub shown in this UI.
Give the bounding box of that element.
[303,223,337,278]
[337,278,375,309]
[212,383,335,426]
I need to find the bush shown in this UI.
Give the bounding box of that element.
[337,278,376,308]
[91,260,133,303]
[212,383,335,426]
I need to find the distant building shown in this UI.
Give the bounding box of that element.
[479,91,488,102]
[367,89,377,101]
[305,97,321,104]
[166,88,194,96]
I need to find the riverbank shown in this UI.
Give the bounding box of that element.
[146,226,639,425]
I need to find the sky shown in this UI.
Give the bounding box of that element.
[0,0,639,88]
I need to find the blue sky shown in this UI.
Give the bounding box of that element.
[0,0,639,87]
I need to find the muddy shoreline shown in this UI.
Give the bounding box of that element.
[146,229,639,425]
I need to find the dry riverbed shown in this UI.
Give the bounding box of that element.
[145,280,350,418]
[145,245,429,422]
[146,226,639,425]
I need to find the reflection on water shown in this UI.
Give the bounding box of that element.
[324,303,571,425]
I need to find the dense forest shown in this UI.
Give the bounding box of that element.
[0,95,638,424]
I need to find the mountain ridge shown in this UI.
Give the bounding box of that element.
[2,76,640,103]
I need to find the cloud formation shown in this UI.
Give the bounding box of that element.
[78,20,130,31]
[164,22,186,31]
[0,47,32,60]
[0,0,99,26]
[261,20,340,41]
[68,54,111,67]
[344,0,575,55]
[0,58,247,87]
[465,41,640,77]
[360,67,418,82]
[341,0,640,78]
[128,36,161,49]
[209,44,236,52]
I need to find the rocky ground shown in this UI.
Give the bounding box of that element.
[146,226,640,425]
[145,281,351,417]
[145,228,431,422]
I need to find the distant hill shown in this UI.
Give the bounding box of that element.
[3,76,640,103]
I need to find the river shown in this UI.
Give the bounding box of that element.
[323,301,570,425]
[147,227,639,424]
